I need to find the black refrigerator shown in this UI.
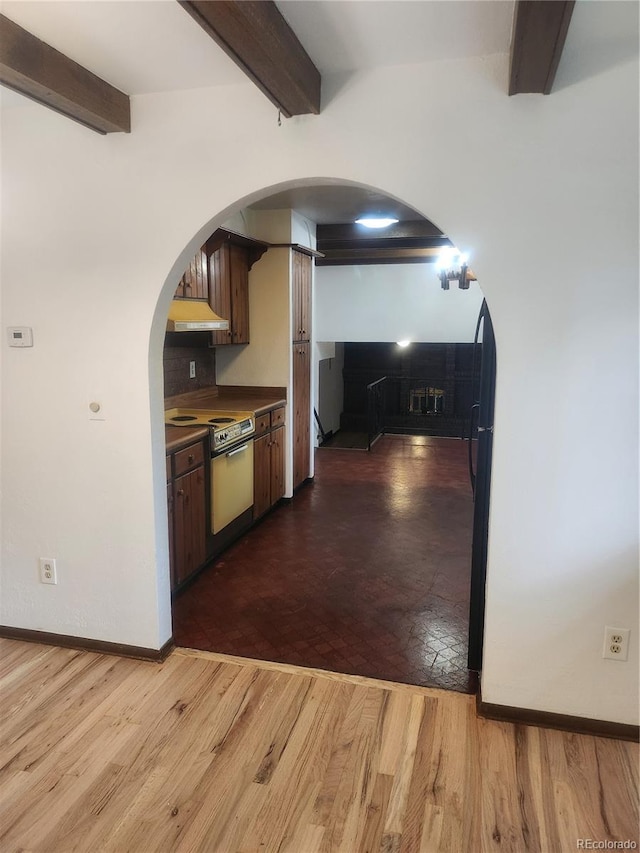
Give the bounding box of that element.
[467,299,496,672]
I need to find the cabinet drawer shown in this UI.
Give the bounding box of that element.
[270,406,285,429]
[173,441,204,477]
[254,413,271,436]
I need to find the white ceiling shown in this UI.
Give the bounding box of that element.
[249,183,425,225]
[0,0,247,95]
[1,0,515,99]
[1,0,637,224]
[277,0,515,74]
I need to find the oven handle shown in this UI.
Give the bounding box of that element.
[225,443,249,458]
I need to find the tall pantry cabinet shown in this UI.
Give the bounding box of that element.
[292,250,312,489]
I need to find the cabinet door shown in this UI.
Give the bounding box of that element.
[173,466,206,585]
[178,247,208,300]
[270,425,286,505]
[293,342,311,489]
[253,433,271,520]
[229,242,250,344]
[209,242,233,346]
[168,482,176,590]
[292,250,311,342]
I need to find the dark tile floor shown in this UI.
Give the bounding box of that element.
[173,435,477,693]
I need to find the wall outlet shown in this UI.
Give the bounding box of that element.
[39,557,57,585]
[189,360,196,379]
[603,626,629,661]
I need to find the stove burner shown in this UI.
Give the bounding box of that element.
[209,417,235,424]
[171,415,198,422]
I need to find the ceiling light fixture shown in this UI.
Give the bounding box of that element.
[397,340,411,348]
[435,247,474,290]
[355,217,399,229]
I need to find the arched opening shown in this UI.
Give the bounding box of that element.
[151,178,496,691]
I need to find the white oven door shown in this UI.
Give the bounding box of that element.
[211,439,254,534]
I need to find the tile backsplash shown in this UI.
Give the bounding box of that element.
[163,333,216,397]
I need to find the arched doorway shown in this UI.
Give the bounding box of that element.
[158,180,498,692]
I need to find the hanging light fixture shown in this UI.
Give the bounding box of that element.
[435,247,474,290]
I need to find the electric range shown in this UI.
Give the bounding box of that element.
[165,407,255,454]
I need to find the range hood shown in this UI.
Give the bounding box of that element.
[166,299,230,332]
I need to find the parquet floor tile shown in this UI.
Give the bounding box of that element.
[173,435,477,692]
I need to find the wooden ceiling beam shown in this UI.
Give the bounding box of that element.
[318,221,446,243]
[179,1,320,117]
[316,221,452,266]
[509,0,575,95]
[316,247,448,267]
[0,14,130,134]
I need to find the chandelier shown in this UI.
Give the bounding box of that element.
[435,247,475,290]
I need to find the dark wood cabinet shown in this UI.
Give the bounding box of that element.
[167,480,175,589]
[175,247,208,300]
[270,425,285,504]
[253,433,271,520]
[207,231,269,346]
[291,250,312,490]
[173,466,206,586]
[208,240,247,345]
[167,439,207,591]
[293,343,311,489]
[292,250,312,342]
[254,409,286,520]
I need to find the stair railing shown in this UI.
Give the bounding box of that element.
[366,376,387,450]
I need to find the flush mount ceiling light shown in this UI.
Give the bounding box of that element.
[435,247,475,290]
[355,217,399,229]
[397,340,411,348]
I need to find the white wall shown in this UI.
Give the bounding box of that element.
[315,266,484,343]
[316,343,345,439]
[215,247,295,496]
[1,16,638,722]
[215,248,291,390]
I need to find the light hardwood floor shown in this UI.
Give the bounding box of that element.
[0,639,637,852]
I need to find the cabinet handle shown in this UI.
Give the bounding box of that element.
[188,454,194,463]
[177,489,184,496]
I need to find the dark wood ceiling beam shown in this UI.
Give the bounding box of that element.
[0,14,130,134]
[316,220,453,266]
[509,0,575,95]
[316,247,447,267]
[318,221,446,243]
[179,1,320,117]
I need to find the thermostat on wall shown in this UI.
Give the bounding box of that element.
[7,327,33,347]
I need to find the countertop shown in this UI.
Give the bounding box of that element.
[165,385,287,454]
[165,425,209,454]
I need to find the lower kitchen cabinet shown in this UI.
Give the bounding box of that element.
[167,439,207,591]
[254,410,286,520]
[293,342,311,489]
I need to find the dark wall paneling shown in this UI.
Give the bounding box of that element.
[340,342,480,439]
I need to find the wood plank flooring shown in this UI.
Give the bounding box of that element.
[1,639,638,853]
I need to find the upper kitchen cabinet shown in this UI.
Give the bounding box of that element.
[292,249,312,342]
[207,230,269,346]
[175,247,208,300]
